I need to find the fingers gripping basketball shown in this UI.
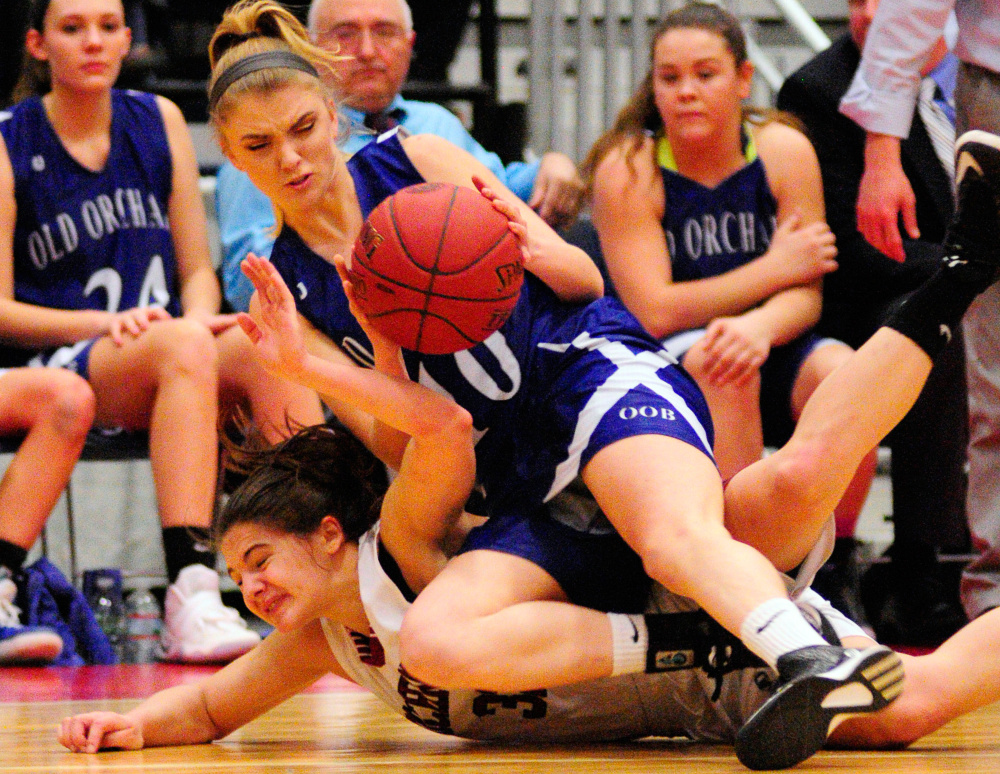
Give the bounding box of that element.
[346,182,524,354]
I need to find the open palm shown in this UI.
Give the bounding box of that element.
[238,254,308,380]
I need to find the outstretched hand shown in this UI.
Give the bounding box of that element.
[473,176,531,267]
[238,254,308,380]
[59,711,144,753]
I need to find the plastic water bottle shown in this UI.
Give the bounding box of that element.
[83,568,126,662]
[125,584,162,664]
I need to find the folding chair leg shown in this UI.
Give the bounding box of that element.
[65,478,78,585]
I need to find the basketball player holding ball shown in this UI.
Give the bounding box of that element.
[209,3,905,767]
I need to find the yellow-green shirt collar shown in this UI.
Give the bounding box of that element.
[656,123,758,171]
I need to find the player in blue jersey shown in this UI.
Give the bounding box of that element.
[584,3,877,547]
[0,0,325,663]
[200,4,908,767]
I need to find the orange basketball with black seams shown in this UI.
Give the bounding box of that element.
[346,182,524,354]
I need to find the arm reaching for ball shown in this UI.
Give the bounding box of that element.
[402,134,602,303]
[239,255,469,443]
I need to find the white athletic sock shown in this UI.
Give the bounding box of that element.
[739,598,828,669]
[609,613,648,676]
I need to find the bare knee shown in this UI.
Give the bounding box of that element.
[765,438,833,508]
[152,319,219,383]
[39,371,96,441]
[399,603,473,689]
[631,518,731,594]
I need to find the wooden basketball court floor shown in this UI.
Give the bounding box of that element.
[2,665,1000,774]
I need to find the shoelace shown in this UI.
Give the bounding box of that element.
[186,592,247,631]
[0,580,24,628]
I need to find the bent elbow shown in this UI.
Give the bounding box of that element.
[414,402,474,442]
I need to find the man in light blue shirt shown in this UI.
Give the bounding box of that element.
[217,0,584,312]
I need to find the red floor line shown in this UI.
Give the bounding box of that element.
[0,664,361,703]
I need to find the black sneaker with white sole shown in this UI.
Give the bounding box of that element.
[946,131,1000,278]
[734,644,904,771]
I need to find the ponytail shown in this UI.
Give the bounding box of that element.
[207,0,343,124]
[9,0,55,102]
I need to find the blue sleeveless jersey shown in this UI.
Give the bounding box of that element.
[659,137,777,282]
[0,90,181,365]
[271,130,714,520]
[656,134,841,448]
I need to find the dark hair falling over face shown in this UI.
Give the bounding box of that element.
[215,424,389,548]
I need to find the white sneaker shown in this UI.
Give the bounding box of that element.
[0,575,63,665]
[161,564,261,663]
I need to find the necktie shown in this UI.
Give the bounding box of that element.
[364,109,401,134]
[918,76,956,183]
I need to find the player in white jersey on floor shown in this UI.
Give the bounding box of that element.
[201,10,904,767]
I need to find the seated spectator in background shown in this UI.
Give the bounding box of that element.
[582,2,876,526]
[0,0,325,662]
[216,0,585,312]
[777,0,968,644]
[0,368,95,665]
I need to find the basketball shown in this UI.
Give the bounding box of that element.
[345,182,525,355]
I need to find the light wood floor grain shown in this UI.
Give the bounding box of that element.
[3,682,999,773]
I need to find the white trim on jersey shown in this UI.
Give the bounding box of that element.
[542,332,714,503]
[28,339,94,371]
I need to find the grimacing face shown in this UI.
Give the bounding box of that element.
[220,82,341,219]
[311,0,415,114]
[222,520,342,632]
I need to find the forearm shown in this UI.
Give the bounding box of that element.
[302,325,405,468]
[864,132,905,176]
[526,236,603,303]
[746,286,822,348]
[370,340,413,472]
[292,352,467,442]
[126,683,223,748]
[181,265,223,317]
[388,406,475,561]
[628,259,796,339]
[0,298,110,348]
